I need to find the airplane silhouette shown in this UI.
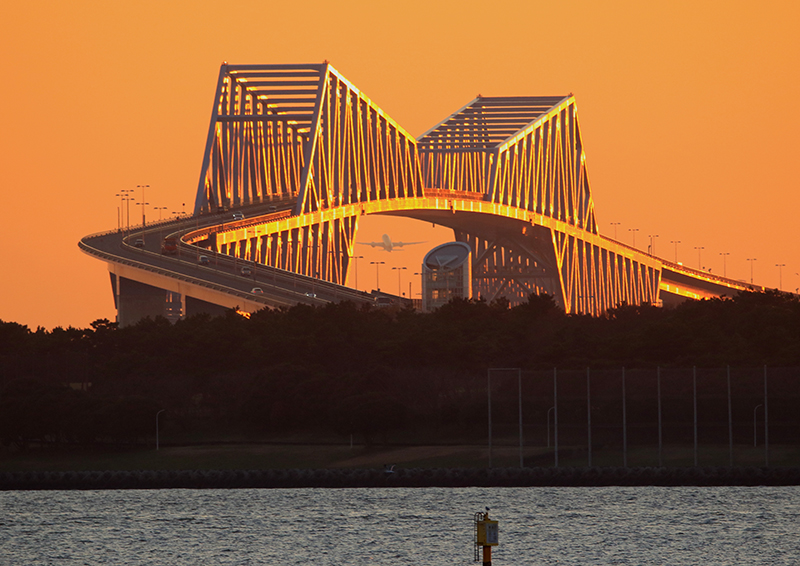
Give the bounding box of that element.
[357,234,426,252]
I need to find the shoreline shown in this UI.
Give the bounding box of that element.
[2,466,800,490]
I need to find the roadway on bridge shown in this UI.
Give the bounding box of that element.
[80,201,377,314]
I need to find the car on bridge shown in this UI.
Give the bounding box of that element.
[241,266,252,276]
[198,255,209,265]
[232,212,244,221]
[134,238,144,248]
[251,287,263,295]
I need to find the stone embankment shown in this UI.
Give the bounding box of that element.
[2,466,800,490]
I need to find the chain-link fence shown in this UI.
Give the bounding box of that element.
[486,367,800,468]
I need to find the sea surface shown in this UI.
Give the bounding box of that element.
[1,486,798,565]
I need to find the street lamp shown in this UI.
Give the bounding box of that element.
[670,240,681,263]
[747,258,757,284]
[719,252,730,277]
[116,189,134,236]
[153,206,168,221]
[392,266,407,296]
[156,409,165,450]
[648,234,659,255]
[370,261,385,291]
[776,264,785,290]
[351,255,364,289]
[628,228,639,248]
[137,184,150,226]
[694,246,705,270]
[611,222,621,240]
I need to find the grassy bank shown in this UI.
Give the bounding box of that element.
[2,442,799,472]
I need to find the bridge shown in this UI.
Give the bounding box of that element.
[80,63,760,325]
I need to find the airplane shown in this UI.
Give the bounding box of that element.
[357,234,426,252]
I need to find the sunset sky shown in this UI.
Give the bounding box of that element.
[2,1,798,330]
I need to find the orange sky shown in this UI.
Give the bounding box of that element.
[1,1,798,329]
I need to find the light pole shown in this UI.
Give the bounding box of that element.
[720,252,730,277]
[154,206,167,220]
[137,184,150,226]
[546,406,555,448]
[648,234,659,255]
[671,240,681,263]
[628,228,639,248]
[747,258,757,284]
[156,409,165,450]
[776,264,785,290]
[116,189,134,236]
[754,404,763,447]
[611,222,621,240]
[694,246,705,270]
[370,261,385,291]
[392,266,407,296]
[351,255,364,289]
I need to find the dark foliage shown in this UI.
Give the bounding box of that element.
[1,291,798,447]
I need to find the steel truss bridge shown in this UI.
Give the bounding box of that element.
[81,63,759,324]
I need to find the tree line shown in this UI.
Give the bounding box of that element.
[1,290,798,449]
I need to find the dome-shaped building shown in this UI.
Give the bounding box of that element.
[422,242,472,311]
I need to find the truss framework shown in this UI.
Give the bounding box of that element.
[191,64,662,313]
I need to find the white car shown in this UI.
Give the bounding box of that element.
[251,287,264,295]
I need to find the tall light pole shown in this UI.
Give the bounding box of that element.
[116,189,134,236]
[611,222,621,240]
[671,240,681,263]
[719,252,730,277]
[351,255,363,289]
[747,258,757,284]
[137,184,150,226]
[694,246,705,270]
[156,409,165,451]
[370,261,385,291]
[776,264,785,290]
[648,234,659,255]
[628,228,639,248]
[392,266,407,296]
[154,206,167,220]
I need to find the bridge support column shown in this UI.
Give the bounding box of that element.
[111,274,175,327]
[185,296,231,318]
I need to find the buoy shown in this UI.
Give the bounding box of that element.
[474,510,498,565]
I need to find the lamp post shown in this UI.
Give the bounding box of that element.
[611,222,621,240]
[628,228,639,248]
[370,261,385,291]
[351,255,364,289]
[137,184,150,226]
[154,206,167,220]
[754,404,763,446]
[116,189,134,237]
[719,252,730,277]
[747,258,757,284]
[392,266,407,296]
[776,264,785,290]
[648,234,659,255]
[694,246,705,270]
[156,409,165,450]
[670,240,681,263]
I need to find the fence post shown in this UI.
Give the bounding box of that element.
[727,366,733,467]
[554,367,559,468]
[764,365,769,467]
[587,367,592,467]
[693,366,698,467]
[622,367,627,468]
[657,366,663,467]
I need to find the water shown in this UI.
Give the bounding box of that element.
[1,487,798,565]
